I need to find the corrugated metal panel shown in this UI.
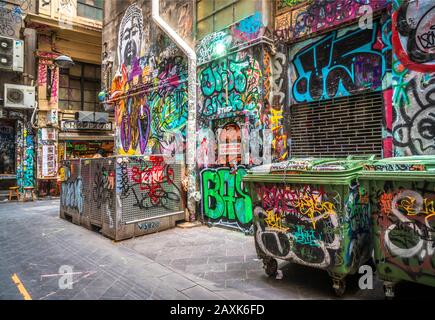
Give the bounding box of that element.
[289,92,383,158]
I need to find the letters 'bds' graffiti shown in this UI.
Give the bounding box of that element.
[289,18,391,103]
[201,167,253,235]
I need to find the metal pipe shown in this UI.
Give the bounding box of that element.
[152,0,197,222]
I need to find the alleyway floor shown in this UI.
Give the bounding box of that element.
[0,200,433,300]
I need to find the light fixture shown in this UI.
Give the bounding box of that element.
[215,42,226,57]
[54,55,74,69]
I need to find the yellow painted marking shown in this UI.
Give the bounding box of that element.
[11,273,32,300]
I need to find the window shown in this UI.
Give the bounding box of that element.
[77,0,103,21]
[196,0,257,39]
[59,62,102,112]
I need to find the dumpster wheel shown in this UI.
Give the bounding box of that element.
[263,258,278,277]
[332,278,346,297]
[383,282,395,300]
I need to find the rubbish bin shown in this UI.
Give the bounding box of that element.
[243,156,375,296]
[360,156,435,298]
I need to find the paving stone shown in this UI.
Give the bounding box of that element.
[170,257,208,267]
[159,273,197,291]
[207,255,245,264]
[189,263,226,273]
[0,200,394,301]
[204,270,247,281]
[181,285,224,300]
[150,283,189,300]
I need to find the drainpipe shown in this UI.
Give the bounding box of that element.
[152,0,197,222]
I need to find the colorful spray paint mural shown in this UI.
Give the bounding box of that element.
[274,0,389,42]
[201,167,253,234]
[197,49,262,232]
[16,121,35,191]
[196,13,289,232]
[197,12,265,65]
[252,182,371,270]
[372,180,435,286]
[111,4,188,156]
[289,17,392,103]
[392,0,435,156]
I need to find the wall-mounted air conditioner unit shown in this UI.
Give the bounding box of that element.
[4,84,36,109]
[0,36,24,72]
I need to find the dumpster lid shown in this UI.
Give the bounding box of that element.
[249,155,375,174]
[362,156,435,173]
[249,158,333,174]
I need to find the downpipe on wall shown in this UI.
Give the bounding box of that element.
[152,0,197,222]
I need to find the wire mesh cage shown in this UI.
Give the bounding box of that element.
[60,156,186,240]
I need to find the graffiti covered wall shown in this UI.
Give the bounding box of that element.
[392,0,435,156]
[289,17,392,104]
[103,1,193,157]
[274,0,389,42]
[0,0,33,38]
[16,121,35,190]
[197,13,289,233]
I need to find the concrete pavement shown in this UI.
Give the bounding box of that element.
[0,200,433,300]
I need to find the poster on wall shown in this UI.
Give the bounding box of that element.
[41,128,57,141]
[42,145,57,177]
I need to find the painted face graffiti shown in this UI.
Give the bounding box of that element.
[118,4,143,69]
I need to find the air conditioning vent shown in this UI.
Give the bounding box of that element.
[0,36,23,72]
[0,53,13,68]
[75,111,108,123]
[4,84,35,109]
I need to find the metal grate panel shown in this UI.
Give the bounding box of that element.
[89,158,116,228]
[117,156,184,224]
[289,91,384,158]
[80,159,93,223]
[60,159,82,217]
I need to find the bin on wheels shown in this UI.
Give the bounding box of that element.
[360,156,435,299]
[243,156,375,296]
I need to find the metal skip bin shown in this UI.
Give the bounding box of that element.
[243,156,375,296]
[59,155,186,241]
[360,156,435,299]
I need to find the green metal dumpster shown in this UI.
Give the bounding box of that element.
[243,156,375,296]
[360,156,435,298]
